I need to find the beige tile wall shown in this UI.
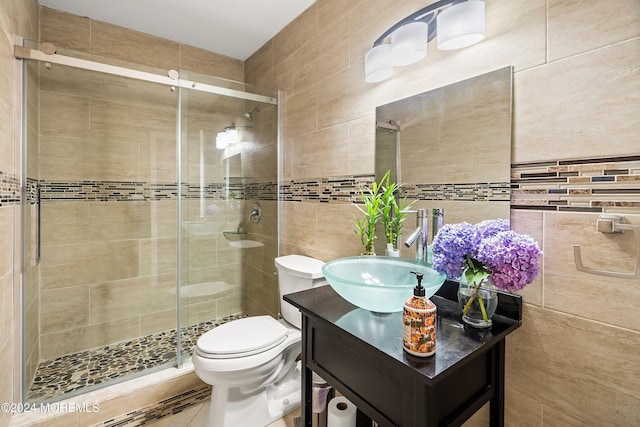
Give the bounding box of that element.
[246,0,640,425]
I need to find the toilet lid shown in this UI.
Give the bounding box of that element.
[196,316,288,358]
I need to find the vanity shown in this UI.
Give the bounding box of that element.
[284,281,522,427]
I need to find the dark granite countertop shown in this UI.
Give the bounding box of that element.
[284,280,522,384]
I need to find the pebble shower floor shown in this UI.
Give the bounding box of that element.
[27,313,247,402]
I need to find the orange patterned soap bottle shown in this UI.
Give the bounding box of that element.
[403,271,437,357]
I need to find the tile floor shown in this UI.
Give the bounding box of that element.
[147,401,300,427]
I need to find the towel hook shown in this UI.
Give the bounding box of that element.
[573,214,640,279]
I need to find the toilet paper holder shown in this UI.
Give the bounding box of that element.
[573,214,640,279]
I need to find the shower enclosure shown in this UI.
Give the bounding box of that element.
[19,42,280,403]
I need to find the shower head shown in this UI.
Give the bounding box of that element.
[243,106,260,121]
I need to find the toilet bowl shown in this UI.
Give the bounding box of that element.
[192,254,326,427]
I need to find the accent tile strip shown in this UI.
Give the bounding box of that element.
[0,170,20,206]
[511,155,640,213]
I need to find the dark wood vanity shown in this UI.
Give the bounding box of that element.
[284,281,522,427]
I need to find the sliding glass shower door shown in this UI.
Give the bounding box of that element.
[21,44,279,403]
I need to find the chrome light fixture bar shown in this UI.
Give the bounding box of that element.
[365,0,485,83]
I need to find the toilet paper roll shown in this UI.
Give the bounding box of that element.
[327,396,357,427]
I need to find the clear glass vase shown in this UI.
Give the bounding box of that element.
[457,278,498,328]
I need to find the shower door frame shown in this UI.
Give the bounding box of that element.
[17,44,279,404]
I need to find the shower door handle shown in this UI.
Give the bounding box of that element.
[36,182,41,264]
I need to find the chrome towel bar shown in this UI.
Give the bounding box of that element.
[574,214,640,279]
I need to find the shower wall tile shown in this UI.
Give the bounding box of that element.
[139,308,176,337]
[244,146,278,184]
[40,202,91,244]
[0,100,14,176]
[90,201,153,241]
[513,38,639,164]
[40,240,140,291]
[40,136,142,182]
[0,272,11,349]
[90,98,176,144]
[91,21,180,71]
[547,0,640,62]
[39,6,90,53]
[139,237,178,277]
[39,91,90,139]
[0,208,14,276]
[215,239,243,267]
[40,285,89,334]
[180,44,244,81]
[506,304,640,426]
[89,273,177,325]
[40,317,139,360]
[0,37,14,113]
[139,135,178,183]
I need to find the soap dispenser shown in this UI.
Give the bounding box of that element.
[403,271,437,357]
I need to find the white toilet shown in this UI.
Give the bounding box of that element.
[192,254,327,427]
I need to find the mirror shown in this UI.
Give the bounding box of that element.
[375,67,512,254]
[375,67,513,251]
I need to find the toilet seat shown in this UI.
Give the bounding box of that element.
[196,316,288,359]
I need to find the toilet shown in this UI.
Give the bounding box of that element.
[192,254,327,427]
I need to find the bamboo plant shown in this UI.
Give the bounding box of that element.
[353,173,386,255]
[380,172,414,251]
[354,170,414,255]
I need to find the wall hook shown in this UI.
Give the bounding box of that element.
[573,214,640,279]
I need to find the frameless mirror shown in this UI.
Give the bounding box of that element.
[375,67,512,253]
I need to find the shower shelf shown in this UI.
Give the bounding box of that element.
[223,231,251,240]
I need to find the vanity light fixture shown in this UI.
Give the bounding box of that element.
[364,0,485,83]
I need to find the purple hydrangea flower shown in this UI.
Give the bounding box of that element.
[432,219,541,292]
[432,222,479,279]
[476,230,541,292]
[475,218,510,241]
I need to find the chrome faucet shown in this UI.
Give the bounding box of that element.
[432,208,444,239]
[404,209,428,263]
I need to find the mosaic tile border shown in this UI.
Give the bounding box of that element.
[279,175,509,203]
[512,155,640,213]
[98,384,212,427]
[10,154,640,211]
[401,182,510,202]
[280,175,374,203]
[27,313,247,403]
[0,170,20,206]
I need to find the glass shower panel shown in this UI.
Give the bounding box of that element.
[25,56,180,402]
[177,71,279,363]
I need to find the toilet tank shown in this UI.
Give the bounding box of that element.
[275,255,327,329]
